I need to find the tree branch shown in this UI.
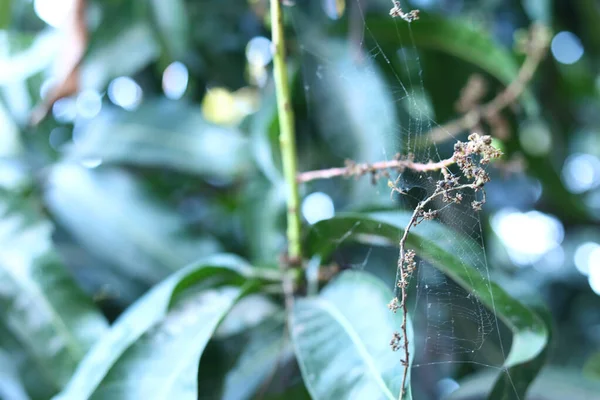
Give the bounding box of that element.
[296,24,550,185]
[297,157,455,183]
[426,23,550,144]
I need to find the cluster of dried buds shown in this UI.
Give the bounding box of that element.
[398,249,417,288]
[388,297,401,313]
[471,200,485,212]
[436,173,462,203]
[455,133,502,174]
[389,1,420,22]
[414,208,438,226]
[390,331,403,352]
[447,133,502,210]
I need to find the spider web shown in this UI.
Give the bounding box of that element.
[289,0,510,396]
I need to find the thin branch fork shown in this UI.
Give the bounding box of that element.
[394,182,479,400]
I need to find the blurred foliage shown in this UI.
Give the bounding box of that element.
[1,0,600,399]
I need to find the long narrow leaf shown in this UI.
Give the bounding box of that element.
[0,192,108,394]
[89,285,248,399]
[291,270,413,399]
[54,254,264,400]
[305,212,549,399]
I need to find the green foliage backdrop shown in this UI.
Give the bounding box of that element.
[1,0,600,399]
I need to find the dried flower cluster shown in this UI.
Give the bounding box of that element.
[389,133,502,400]
[397,249,416,288]
[471,200,485,212]
[388,297,401,313]
[453,133,502,203]
[390,331,403,352]
[389,1,420,22]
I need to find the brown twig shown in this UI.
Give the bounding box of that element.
[296,157,454,183]
[296,24,550,185]
[427,23,551,144]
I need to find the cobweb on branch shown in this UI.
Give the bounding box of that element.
[289,0,510,392]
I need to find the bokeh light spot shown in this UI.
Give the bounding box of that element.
[321,0,346,20]
[202,87,259,125]
[561,153,600,193]
[162,61,189,100]
[80,158,102,169]
[437,378,460,398]
[492,209,564,266]
[519,120,552,156]
[108,77,143,110]
[245,37,273,68]
[49,127,70,150]
[34,0,74,28]
[574,242,600,276]
[302,192,335,225]
[588,251,600,294]
[551,31,584,65]
[76,90,102,119]
[52,97,77,123]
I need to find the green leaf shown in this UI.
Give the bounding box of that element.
[0,100,21,159]
[148,0,189,62]
[245,84,282,184]
[64,101,250,178]
[241,85,286,266]
[0,30,58,85]
[0,0,10,30]
[241,181,286,266]
[291,270,413,399]
[0,320,55,399]
[303,39,400,160]
[220,314,288,399]
[54,254,269,400]
[0,348,31,400]
[45,165,222,283]
[584,352,600,381]
[198,310,290,399]
[83,2,159,90]
[487,280,553,400]
[293,30,400,204]
[451,367,600,400]
[261,382,312,400]
[0,191,108,394]
[89,285,247,399]
[305,212,549,399]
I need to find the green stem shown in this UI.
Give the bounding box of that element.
[270,0,302,262]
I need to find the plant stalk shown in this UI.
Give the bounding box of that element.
[270,0,302,262]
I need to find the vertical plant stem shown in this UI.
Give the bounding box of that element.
[270,0,302,262]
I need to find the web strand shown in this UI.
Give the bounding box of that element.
[289,0,530,396]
